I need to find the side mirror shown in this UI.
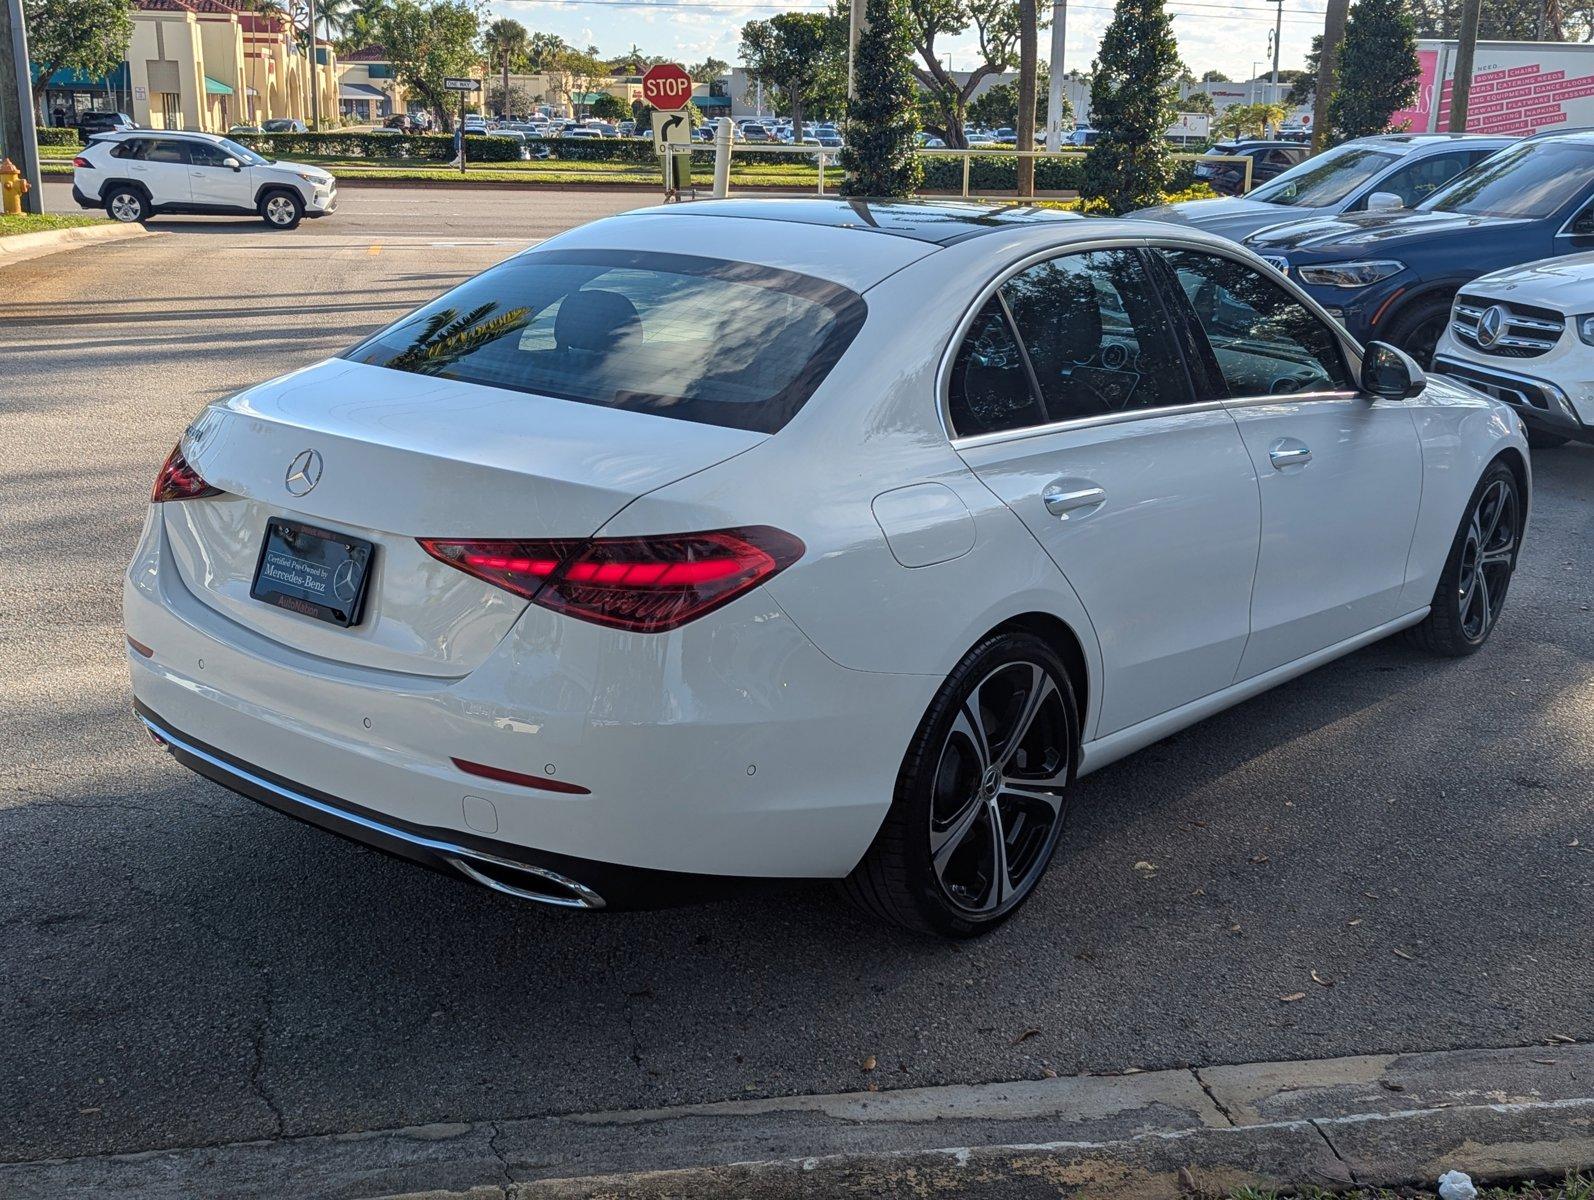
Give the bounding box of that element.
[223,157,241,172]
[1361,340,1426,400]
[1366,191,1404,211]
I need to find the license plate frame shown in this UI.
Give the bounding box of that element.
[250,517,375,628]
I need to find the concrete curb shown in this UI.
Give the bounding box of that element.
[0,221,157,267]
[0,1044,1587,1198]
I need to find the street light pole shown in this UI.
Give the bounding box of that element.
[1045,0,1066,152]
[0,0,43,213]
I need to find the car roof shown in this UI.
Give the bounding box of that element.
[94,128,226,144]
[654,198,1088,246]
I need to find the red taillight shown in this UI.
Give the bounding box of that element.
[151,443,223,503]
[73,156,92,168]
[418,526,804,633]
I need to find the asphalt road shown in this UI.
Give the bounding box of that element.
[2,186,1591,1167]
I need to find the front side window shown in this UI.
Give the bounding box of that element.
[1365,150,1476,209]
[1158,249,1352,398]
[1248,144,1400,208]
[348,250,865,434]
[1001,249,1192,421]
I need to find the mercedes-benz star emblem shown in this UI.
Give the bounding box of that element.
[332,559,358,604]
[1476,305,1507,348]
[284,449,323,497]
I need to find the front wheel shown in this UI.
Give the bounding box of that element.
[259,189,303,230]
[1407,461,1522,657]
[1383,295,1452,370]
[842,632,1079,938]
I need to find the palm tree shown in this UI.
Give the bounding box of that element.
[485,18,529,117]
[525,31,570,72]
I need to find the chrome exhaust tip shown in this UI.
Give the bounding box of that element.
[444,853,606,910]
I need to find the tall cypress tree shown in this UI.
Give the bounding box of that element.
[840,0,923,197]
[1080,0,1181,214]
[1328,0,1420,141]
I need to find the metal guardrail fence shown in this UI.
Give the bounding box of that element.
[665,126,1254,201]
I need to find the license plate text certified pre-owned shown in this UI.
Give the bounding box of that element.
[250,517,375,627]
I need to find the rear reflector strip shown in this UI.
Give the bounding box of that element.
[451,757,591,796]
[127,636,154,658]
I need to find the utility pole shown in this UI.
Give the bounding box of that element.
[1016,0,1036,195]
[1448,0,1481,131]
[1310,0,1347,152]
[1045,0,1066,152]
[307,0,321,130]
[1268,0,1282,134]
[0,0,43,213]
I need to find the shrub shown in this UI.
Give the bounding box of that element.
[916,152,1197,194]
[35,127,80,146]
[235,131,523,162]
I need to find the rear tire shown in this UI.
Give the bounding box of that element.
[1383,295,1452,370]
[1406,460,1522,657]
[104,187,147,224]
[842,632,1079,938]
[259,189,303,230]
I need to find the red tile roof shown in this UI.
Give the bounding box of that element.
[341,44,389,62]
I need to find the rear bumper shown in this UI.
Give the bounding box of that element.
[71,183,100,209]
[124,507,933,881]
[137,701,758,909]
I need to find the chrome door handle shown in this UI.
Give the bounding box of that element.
[1042,484,1107,517]
[1268,442,1312,469]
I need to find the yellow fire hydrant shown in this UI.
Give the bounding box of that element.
[1,158,30,215]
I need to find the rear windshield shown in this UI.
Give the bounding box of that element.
[347,249,866,434]
[1248,144,1399,208]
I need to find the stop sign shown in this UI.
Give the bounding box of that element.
[642,63,693,111]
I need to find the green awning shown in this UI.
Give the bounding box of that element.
[574,92,609,104]
[204,76,234,96]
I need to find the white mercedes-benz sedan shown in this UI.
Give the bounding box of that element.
[125,199,1531,937]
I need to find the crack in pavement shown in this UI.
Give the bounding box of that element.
[249,966,286,1140]
[1309,1117,1360,1186]
[1190,1067,1237,1127]
[486,1122,513,1196]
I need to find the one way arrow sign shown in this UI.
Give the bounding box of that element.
[653,112,690,154]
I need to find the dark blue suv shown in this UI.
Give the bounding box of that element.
[1245,133,1594,364]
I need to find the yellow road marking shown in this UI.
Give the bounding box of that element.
[368,244,382,255]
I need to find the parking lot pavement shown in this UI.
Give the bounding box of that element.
[1,204,1591,1169]
[39,177,655,241]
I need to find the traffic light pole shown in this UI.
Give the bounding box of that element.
[0,0,43,213]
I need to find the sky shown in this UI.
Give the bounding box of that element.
[488,0,1327,85]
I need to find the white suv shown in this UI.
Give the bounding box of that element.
[72,129,336,230]
[1433,253,1594,448]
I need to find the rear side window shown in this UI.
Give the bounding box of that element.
[348,250,865,434]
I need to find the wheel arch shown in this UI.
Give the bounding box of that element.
[1380,281,1458,334]
[977,611,1091,745]
[1490,445,1531,533]
[252,182,303,208]
[100,178,152,205]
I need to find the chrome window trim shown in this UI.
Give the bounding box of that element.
[950,398,1230,451]
[1220,388,1363,410]
[936,233,1367,449]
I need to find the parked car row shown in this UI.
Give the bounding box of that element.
[1138,129,1594,447]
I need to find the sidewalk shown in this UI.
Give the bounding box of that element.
[2,1044,1588,1198]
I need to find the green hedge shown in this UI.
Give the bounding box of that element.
[35,126,80,146]
[918,152,1198,193]
[236,130,524,162]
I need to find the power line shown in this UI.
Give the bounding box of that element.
[510,0,1328,18]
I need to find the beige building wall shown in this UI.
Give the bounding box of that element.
[128,11,207,131]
